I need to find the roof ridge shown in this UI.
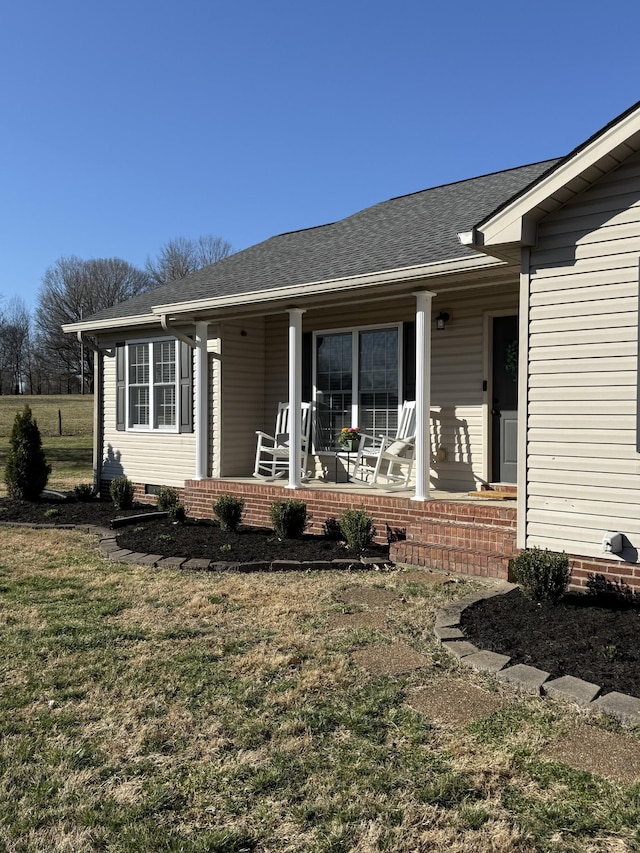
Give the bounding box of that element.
[385,157,563,203]
[269,158,564,243]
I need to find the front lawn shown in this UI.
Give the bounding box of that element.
[1,528,639,852]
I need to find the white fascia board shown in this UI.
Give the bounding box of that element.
[150,255,504,317]
[62,313,159,335]
[476,105,640,249]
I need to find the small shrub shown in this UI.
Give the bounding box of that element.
[157,486,180,512]
[340,508,375,552]
[323,517,342,540]
[43,508,59,518]
[586,573,640,609]
[110,476,134,510]
[4,405,51,501]
[213,494,245,532]
[168,503,186,523]
[73,483,94,502]
[510,547,570,604]
[269,499,307,540]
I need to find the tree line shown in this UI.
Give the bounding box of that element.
[0,235,233,395]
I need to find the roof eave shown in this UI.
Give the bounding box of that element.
[150,255,504,318]
[474,101,640,251]
[62,313,160,335]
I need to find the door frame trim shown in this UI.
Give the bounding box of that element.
[482,308,518,485]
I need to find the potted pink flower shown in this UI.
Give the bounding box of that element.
[338,426,361,451]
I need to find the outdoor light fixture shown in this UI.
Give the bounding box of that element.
[436,311,450,331]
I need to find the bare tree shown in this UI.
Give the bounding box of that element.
[0,297,31,394]
[35,256,152,393]
[145,235,233,286]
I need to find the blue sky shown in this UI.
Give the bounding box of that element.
[1,0,639,314]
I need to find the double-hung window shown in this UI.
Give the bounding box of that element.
[126,339,179,430]
[314,324,401,450]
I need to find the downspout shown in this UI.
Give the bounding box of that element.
[160,315,197,349]
[160,315,208,482]
[77,332,103,496]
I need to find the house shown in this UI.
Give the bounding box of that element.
[64,100,640,591]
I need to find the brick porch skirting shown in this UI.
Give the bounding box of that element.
[102,477,640,591]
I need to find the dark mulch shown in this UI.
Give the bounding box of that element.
[0,496,150,527]
[461,588,640,699]
[115,517,389,563]
[0,496,389,564]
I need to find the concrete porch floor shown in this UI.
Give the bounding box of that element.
[208,476,515,505]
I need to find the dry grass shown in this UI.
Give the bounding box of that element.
[0,394,94,494]
[1,528,639,852]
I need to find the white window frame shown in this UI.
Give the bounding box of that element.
[125,337,180,432]
[312,322,403,450]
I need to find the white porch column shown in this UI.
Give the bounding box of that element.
[412,291,436,501]
[194,320,209,480]
[287,307,305,489]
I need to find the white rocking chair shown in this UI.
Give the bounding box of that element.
[350,401,417,491]
[253,402,312,481]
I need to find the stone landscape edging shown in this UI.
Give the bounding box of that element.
[0,520,394,573]
[435,581,640,726]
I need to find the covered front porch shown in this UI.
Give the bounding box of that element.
[191,267,522,497]
[182,477,518,581]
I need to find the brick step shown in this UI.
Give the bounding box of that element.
[407,519,517,558]
[390,540,511,580]
[468,490,516,500]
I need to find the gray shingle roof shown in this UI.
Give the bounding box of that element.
[84,158,560,325]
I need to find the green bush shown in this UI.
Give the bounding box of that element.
[213,494,245,532]
[269,499,307,540]
[110,476,135,510]
[4,405,51,501]
[73,483,94,502]
[510,547,570,604]
[168,503,186,523]
[340,508,375,552]
[157,486,180,512]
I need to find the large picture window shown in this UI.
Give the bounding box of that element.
[314,325,400,450]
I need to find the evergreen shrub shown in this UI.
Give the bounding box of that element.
[269,499,307,539]
[110,476,134,510]
[4,405,51,501]
[157,487,180,512]
[510,547,570,604]
[339,508,375,552]
[213,494,245,531]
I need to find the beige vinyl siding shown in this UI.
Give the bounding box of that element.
[220,318,265,476]
[101,338,197,488]
[258,287,519,490]
[526,150,640,559]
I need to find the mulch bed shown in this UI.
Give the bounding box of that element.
[0,497,389,563]
[461,588,640,699]
[115,516,389,563]
[0,496,148,527]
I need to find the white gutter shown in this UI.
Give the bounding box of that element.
[62,313,159,334]
[76,332,103,495]
[61,254,505,336]
[149,255,504,317]
[160,315,196,349]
